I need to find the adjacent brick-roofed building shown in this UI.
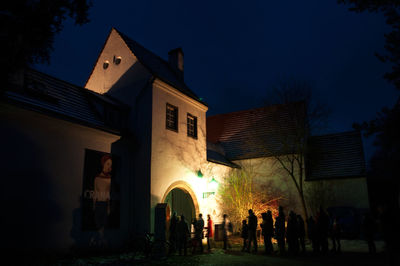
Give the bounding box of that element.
[207,105,369,217]
[307,131,366,180]
[207,101,306,160]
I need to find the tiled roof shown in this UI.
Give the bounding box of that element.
[4,69,127,134]
[207,142,240,168]
[306,131,366,180]
[207,102,306,160]
[114,28,206,106]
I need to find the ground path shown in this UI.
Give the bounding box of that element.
[51,239,391,266]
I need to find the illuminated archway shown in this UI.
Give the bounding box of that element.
[162,180,200,220]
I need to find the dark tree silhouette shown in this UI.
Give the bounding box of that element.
[339,0,400,89]
[354,101,400,207]
[1,0,92,87]
[262,79,331,221]
[339,0,400,209]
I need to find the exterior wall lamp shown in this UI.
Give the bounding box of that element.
[209,177,219,190]
[197,170,203,178]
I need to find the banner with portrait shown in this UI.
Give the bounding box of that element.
[82,149,120,230]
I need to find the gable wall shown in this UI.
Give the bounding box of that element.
[85,29,152,108]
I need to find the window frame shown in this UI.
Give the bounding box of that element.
[166,103,178,132]
[187,113,198,139]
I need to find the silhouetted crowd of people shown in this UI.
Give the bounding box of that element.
[239,206,331,256]
[166,204,399,265]
[168,212,212,256]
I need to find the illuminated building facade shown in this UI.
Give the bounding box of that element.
[1,28,368,252]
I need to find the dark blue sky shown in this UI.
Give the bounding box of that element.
[35,0,399,160]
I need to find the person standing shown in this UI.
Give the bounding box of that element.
[222,214,231,250]
[378,204,400,265]
[193,213,204,254]
[177,215,189,256]
[275,206,286,255]
[286,211,299,256]
[241,219,249,251]
[169,212,178,254]
[307,216,317,253]
[247,209,258,253]
[330,217,341,253]
[191,217,197,252]
[317,207,329,254]
[261,211,274,254]
[297,214,306,254]
[362,212,377,254]
[265,211,274,254]
[206,214,213,251]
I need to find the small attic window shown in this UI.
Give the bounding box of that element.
[113,56,122,65]
[103,60,110,69]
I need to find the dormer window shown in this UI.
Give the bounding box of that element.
[103,60,110,69]
[113,56,122,65]
[187,113,197,139]
[166,103,178,131]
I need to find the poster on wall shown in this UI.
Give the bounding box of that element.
[82,149,120,231]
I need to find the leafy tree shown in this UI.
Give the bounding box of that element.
[218,163,282,231]
[1,0,92,87]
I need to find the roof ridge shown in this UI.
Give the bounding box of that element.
[28,68,126,108]
[113,27,170,67]
[84,27,114,88]
[28,68,83,90]
[312,130,360,138]
[207,101,305,119]
[113,28,206,106]
[8,68,123,135]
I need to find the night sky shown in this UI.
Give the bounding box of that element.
[34,0,399,161]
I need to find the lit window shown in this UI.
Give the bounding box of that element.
[166,103,178,131]
[187,113,197,138]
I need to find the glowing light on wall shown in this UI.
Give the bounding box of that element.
[190,171,207,196]
[209,177,219,191]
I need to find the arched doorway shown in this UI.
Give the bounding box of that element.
[162,181,199,237]
[164,188,196,226]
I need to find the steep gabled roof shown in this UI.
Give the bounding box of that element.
[4,69,127,134]
[306,131,366,180]
[113,28,206,106]
[207,102,306,160]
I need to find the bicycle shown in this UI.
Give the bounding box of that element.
[134,232,171,259]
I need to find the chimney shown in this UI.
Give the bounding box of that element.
[168,47,184,80]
